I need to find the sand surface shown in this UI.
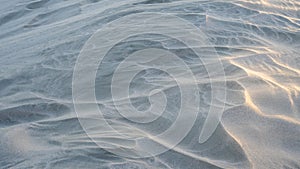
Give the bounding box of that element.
[0,0,300,168]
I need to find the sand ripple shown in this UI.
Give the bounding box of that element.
[0,0,299,168]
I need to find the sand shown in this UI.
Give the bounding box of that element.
[0,0,300,168]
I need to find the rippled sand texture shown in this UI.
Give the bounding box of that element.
[1,0,300,168]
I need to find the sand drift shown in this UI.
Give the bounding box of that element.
[0,0,300,168]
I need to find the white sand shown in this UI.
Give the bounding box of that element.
[0,0,300,168]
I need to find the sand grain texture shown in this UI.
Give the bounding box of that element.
[0,0,300,168]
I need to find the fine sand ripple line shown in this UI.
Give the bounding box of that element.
[25,0,49,10]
